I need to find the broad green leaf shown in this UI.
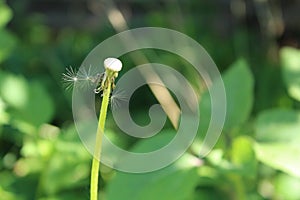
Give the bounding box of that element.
[106,131,200,200]
[0,186,20,200]
[0,71,28,109]
[199,59,254,134]
[0,173,32,200]
[222,59,254,129]
[0,0,12,28]
[0,30,16,63]
[231,136,257,177]
[0,97,9,124]
[280,47,300,101]
[130,129,176,153]
[15,81,55,127]
[274,174,300,200]
[0,71,54,127]
[0,171,16,188]
[254,142,300,178]
[255,109,300,142]
[254,109,300,177]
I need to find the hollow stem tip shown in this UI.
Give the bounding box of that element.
[104,57,122,72]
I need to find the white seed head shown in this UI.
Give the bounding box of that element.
[104,57,122,72]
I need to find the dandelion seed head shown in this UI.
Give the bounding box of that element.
[62,65,103,91]
[104,58,122,72]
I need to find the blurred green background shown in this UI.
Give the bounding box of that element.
[1,0,300,199]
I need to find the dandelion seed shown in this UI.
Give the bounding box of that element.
[78,65,95,81]
[62,66,79,90]
[110,89,129,110]
[62,65,105,91]
[77,65,102,89]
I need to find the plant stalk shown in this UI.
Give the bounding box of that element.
[90,79,111,200]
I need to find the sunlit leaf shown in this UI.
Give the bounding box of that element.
[0,71,28,109]
[255,109,300,142]
[274,174,300,200]
[16,82,54,127]
[231,136,257,177]
[1,173,38,200]
[254,142,300,178]
[280,47,300,101]
[0,1,12,28]
[0,186,21,200]
[0,71,55,127]
[254,109,300,177]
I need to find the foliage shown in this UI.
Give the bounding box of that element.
[1,1,300,200]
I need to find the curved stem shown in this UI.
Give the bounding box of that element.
[90,80,111,200]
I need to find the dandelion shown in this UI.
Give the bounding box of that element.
[88,57,122,200]
[62,65,104,91]
[62,58,123,200]
[62,60,125,111]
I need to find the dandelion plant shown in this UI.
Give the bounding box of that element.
[90,58,122,200]
[63,57,123,200]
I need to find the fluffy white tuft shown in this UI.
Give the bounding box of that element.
[104,57,122,72]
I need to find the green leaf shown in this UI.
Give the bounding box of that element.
[0,1,12,28]
[0,186,18,200]
[15,81,55,127]
[199,59,254,134]
[231,136,257,177]
[254,109,300,177]
[274,174,300,200]
[280,47,300,101]
[254,143,300,178]
[130,129,177,153]
[0,71,28,109]
[106,131,200,200]
[1,173,38,200]
[222,59,254,129]
[0,71,54,127]
[0,97,9,125]
[0,29,16,63]
[255,109,300,142]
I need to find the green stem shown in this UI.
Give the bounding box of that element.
[90,79,111,200]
